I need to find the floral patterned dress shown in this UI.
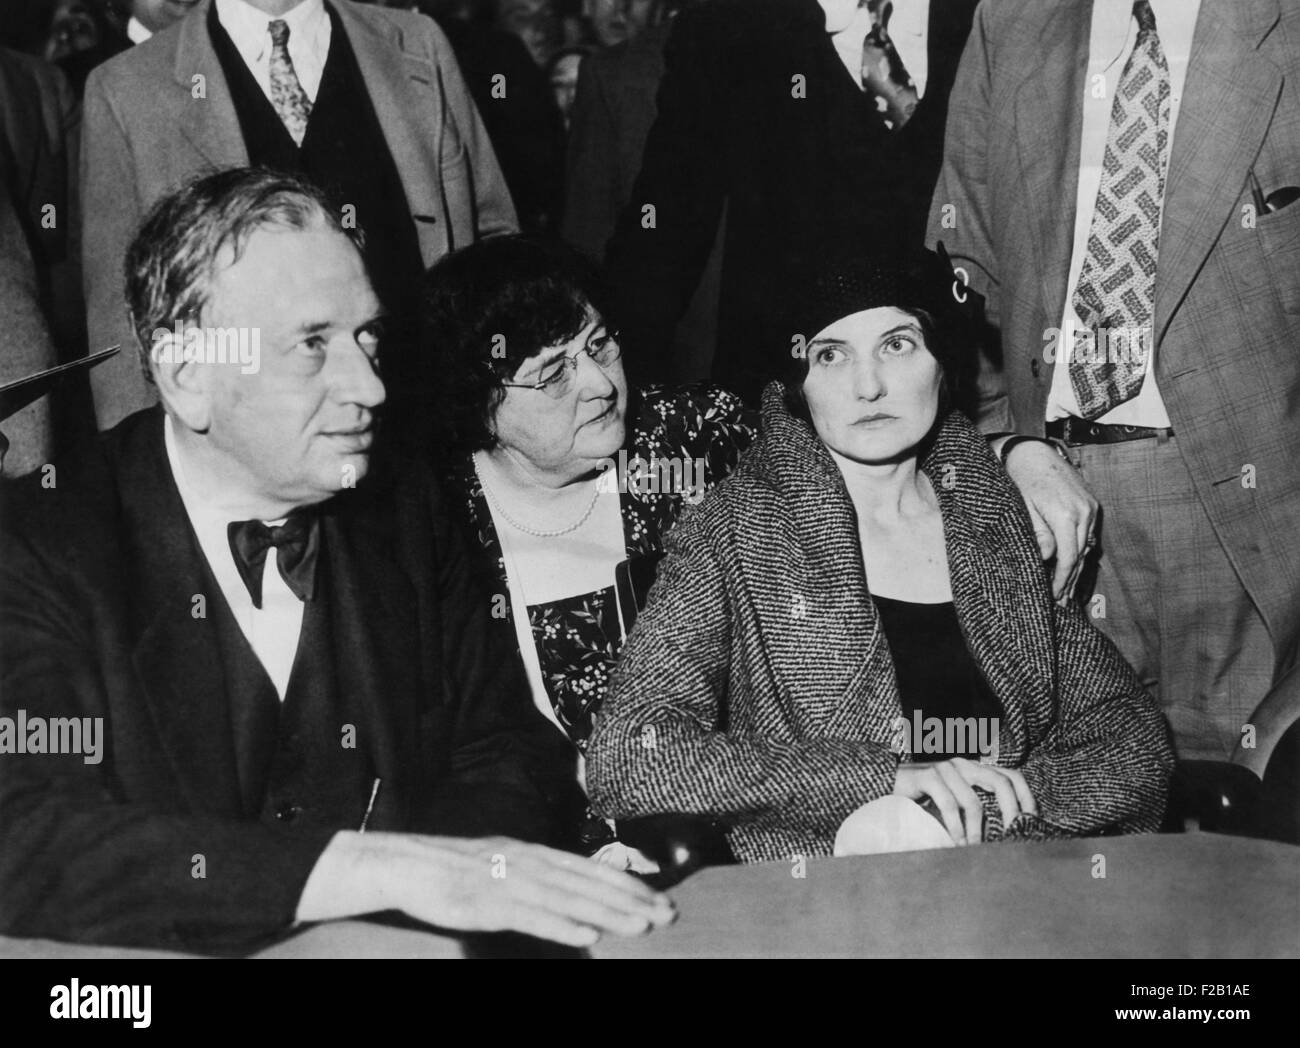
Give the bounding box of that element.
[442,384,757,851]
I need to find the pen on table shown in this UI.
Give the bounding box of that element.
[359,777,381,833]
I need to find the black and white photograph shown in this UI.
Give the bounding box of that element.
[0,0,1295,1022]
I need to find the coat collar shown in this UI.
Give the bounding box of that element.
[1013,1,1091,339]
[118,408,243,813]
[745,384,1054,760]
[1154,0,1282,346]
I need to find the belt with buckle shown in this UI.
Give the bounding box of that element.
[1045,417,1174,445]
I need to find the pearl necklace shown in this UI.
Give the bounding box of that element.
[474,453,604,539]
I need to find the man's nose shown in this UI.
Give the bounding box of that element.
[334,337,387,409]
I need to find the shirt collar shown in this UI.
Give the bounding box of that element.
[126,16,153,44]
[214,0,327,66]
[163,413,287,531]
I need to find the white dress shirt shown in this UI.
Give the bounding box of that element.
[831,0,930,99]
[164,416,305,700]
[214,0,331,106]
[126,16,152,44]
[1047,0,1202,427]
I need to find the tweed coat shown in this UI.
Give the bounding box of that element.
[587,385,1174,862]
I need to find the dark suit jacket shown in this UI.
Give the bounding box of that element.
[0,409,575,952]
[603,0,978,399]
[925,0,1300,679]
[0,48,84,472]
[82,0,519,430]
[562,20,723,382]
[588,386,1174,862]
[437,15,565,236]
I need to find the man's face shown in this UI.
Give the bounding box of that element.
[817,0,862,34]
[43,0,100,63]
[131,0,202,34]
[197,223,386,511]
[497,0,561,66]
[583,0,660,49]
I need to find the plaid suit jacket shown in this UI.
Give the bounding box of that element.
[925,0,1300,677]
[586,385,1173,863]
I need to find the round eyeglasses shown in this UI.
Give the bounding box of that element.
[500,330,622,399]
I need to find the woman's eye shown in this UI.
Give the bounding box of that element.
[813,346,844,365]
[298,336,327,355]
[882,336,916,355]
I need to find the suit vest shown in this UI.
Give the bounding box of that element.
[207,2,424,323]
[204,552,377,832]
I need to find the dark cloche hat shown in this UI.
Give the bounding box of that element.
[788,242,982,345]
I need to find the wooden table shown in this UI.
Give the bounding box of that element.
[4,834,1295,959]
[593,833,1300,958]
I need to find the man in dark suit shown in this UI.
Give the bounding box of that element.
[430,8,565,236]
[0,46,85,473]
[0,168,674,953]
[603,0,979,399]
[926,0,1300,760]
[82,0,519,431]
[562,17,722,381]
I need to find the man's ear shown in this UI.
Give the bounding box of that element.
[149,325,213,433]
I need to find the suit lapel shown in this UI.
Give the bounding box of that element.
[1153,0,1283,346]
[1014,1,1091,332]
[320,488,421,829]
[174,0,249,170]
[332,0,442,220]
[122,411,243,815]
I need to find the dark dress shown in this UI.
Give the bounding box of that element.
[872,595,1003,761]
[442,384,756,851]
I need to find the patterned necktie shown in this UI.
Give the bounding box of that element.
[228,513,321,609]
[268,19,312,147]
[860,1,919,130]
[1070,0,1170,419]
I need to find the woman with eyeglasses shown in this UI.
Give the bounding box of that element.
[422,235,756,868]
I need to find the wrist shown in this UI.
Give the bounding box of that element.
[997,434,1068,469]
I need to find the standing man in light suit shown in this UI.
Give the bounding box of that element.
[927,0,1300,761]
[82,0,518,431]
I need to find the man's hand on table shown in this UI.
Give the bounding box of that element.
[995,437,1100,602]
[296,832,677,948]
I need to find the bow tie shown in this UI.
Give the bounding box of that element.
[227,513,321,608]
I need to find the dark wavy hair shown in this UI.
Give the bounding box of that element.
[422,235,612,453]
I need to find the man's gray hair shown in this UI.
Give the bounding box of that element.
[123,167,365,380]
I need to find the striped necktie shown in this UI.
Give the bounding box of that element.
[1069,0,1170,418]
[268,19,312,147]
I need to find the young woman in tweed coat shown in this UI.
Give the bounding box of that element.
[587,250,1175,863]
